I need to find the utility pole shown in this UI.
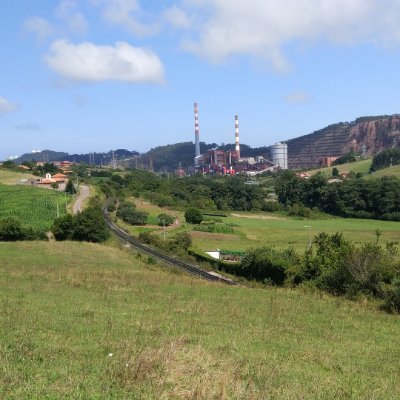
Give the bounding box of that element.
[56,202,60,218]
[163,219,166,241]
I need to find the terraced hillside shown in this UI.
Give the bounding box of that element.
[287,115,400,169]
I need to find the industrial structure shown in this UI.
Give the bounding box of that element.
[192,103,287,175]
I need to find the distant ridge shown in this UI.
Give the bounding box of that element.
[13,149,139,165]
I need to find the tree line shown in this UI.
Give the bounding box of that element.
[275,171,400,221]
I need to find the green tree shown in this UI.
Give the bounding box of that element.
[157,213,174,226]
[65,179,76,195]
[52,214,75,240]
[173,231,192,250]
[73,207,110,242]
[184,207,203,224]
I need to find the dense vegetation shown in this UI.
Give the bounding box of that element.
[370,147,400,172]
[52,206,110,243]
[100,170,267,212]
[275,171,400,220]
[223,233,400,312]
[332,151,357,165]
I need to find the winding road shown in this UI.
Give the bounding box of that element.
[73,185,90,214]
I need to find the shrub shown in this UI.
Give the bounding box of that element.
[0,217,46,241]
[157,213,175,226]
[116,201,148,225]
[382,278,400,313]
[238,247,293,285]
[52,207,110,243]
[173,231,192,250]
[184,207,203,224]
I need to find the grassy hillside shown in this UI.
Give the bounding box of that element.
[309,159,372,176]
[1,241,400,399]
[0,168,35,184]
[370,164,400,178]
[0,184,70,230]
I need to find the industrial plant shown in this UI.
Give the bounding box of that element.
[192,103,288,176]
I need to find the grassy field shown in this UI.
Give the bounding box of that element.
[1,240,400,399]
[187,213,400,254]
[370,164,400,178]
[0,184,70,230]
[309,159,372,176]
[0,168,35,185]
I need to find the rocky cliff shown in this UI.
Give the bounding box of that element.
[287,115,400,169]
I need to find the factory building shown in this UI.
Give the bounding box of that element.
[192,104,277,176]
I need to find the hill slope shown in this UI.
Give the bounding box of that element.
[1,241,400,399]
[287,115,400,169]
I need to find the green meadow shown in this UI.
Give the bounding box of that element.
[1,241,400,399]
[185,213,400,254]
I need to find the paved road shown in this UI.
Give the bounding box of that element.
[73,185,90,214]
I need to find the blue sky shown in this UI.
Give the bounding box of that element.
[1,0,400,160]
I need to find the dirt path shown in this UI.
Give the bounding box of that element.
[73,185,90,214]
[230,213,285,221]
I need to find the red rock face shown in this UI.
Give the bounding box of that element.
[287,115,400,169]
[347,117,400,155]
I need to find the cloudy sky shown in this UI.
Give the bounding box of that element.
[1,0,400,160]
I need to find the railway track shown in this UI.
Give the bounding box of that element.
[103,206,236,285]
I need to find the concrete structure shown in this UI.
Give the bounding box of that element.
[270,142,288,170]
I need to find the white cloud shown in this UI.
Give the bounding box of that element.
[44,40,165,84]
[175,0,400,70]
[55,0,88,35]
[163,5,190,29]
[95,0,159,36]
[0,97,17,116]
[22,17,55,41]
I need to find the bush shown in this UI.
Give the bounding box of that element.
[157,213,175,226]
[184,207,203,224]
[173,231,192,250]
[0,217,46,241]
[52,207,110,243]
[382,278,400,313]
[238,247,294,285]
[116,201,148,225]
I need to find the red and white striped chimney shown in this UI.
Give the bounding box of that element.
[235,114,240,158]
[194,102,200,161]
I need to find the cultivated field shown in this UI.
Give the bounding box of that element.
[0,184,70,230]
[1,241,399,399]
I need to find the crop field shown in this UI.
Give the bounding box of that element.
[0,184,70,230]
[1,240,400,399]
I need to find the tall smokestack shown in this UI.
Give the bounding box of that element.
[235,114,240,158]
[194,102,200,163]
